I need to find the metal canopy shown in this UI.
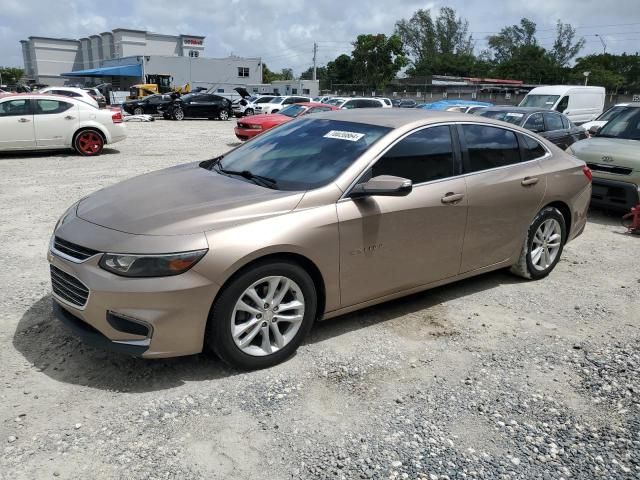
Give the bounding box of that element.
[62,64,142,77]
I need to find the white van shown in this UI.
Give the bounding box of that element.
[519,85,605,124]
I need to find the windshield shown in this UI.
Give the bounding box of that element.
[269,97,285,104]
[596,105,627,122]
[254,96,272,104]
[479,110,525,125]
[519,95,560,108]
[279,104,305,117]
[597,106,640,140]
[217,118,391,191]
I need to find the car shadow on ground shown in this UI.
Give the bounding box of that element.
[0,148,121,160]
[13,269,520,393]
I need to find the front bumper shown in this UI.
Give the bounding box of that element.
[590,177,639,211]
[234,126,260,141]
[47,235,220,358]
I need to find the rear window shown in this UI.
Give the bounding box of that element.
[215,118,391,191]
[479,110,524,125]
[279,105,305,117]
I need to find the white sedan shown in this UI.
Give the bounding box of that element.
[0,94,126,156]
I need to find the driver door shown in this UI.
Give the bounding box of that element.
[337,125,468,307]
[0,98,35,149]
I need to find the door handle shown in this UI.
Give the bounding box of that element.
[441,192,464,204]
[521,176,539,186]
[18,117,31,123]
[64,115,76,120]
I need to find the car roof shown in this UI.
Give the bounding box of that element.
[294,102,337,108]
[309,108,533,130]
[526,85,605,95]
[0,92,96,106]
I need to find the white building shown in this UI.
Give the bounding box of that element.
[20,28,262,93]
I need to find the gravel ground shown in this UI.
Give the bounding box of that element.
[0,119,638,479]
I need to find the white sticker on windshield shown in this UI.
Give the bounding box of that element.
[323,130,365,142]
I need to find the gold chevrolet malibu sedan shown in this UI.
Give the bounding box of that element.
[48,110,592,369]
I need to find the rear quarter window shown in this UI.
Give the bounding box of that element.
[462,125,521,173]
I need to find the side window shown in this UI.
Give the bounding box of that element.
[370,126,455,184]
[35,99,72,115]
[521,135,547,161]
[523,113,545,132]
[0,99,32,116]
[368,100,383,108]
[543,113,564,131]
[555,96,569,113]
[462,125,521,173]
[560,115,570,129]
[342,100,355,109]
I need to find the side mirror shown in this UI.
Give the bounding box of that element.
[349,175,413,199]
[588,125,601,136]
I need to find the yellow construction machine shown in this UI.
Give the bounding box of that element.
[127,74,190,100]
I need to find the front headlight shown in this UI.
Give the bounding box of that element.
[99,249,208,277]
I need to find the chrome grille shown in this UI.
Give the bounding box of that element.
[53,237,99,261]
[50,265,89,307]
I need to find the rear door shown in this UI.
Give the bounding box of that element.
[457,123,546,273]
[542,112,570,148]
[0,98,35,149]
[33,99,78,147]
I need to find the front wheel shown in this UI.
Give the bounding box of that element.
[172,107,184,120]
[510,206,566,279]
[133,107,144,115]
[244,108,254,116]
[218,109,230,121]
[206,261,317,369]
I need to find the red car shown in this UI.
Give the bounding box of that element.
[234,102,338,140]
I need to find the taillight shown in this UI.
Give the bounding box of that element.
[582,166,593,182]
[111,111,123,123]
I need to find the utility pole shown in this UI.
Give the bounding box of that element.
[312,42,318,81]
[595,34,607,54]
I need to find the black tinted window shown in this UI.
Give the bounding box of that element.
[0,99,32,116]
[555,96,569,112]
[523,113,544,132]
[35,99,72,114]
[147,96,161,104]
[521,135,546,161]
[371,126,455,184]
[462,125,521,172]
[544,113,564,131]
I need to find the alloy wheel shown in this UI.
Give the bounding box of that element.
[219,110,229,120]
[133,107,144,115]
[230,276,305,356]
[76,131,103,155]
[174,108,184,120]
[531,218,562,271]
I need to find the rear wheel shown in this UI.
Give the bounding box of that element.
[510,206,566,279]
[133,107,144,115]
[74,130,104,156]
[206,261,317,370]
[218,109,230,121]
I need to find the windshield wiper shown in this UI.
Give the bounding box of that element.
[213,162,278,189]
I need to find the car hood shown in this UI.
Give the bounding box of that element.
[570,137,640,171]
[76,162,305,235]
[241,113,291,124]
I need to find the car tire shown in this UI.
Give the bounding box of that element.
[510,206,566,280]
[173,108,184,121]
[218,109,230,121]
[206,260,317,370]
[245,108,254,116]
[133,107,144,115]
[73,129,105,156]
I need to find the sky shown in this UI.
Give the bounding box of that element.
[1,0,639,74]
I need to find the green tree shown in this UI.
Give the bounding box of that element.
[325,54,355,87]
[573,53,639,90]
[487,18,538,63]
[350,34,408,89]
[550,21,585,67]
[0,67,24,85]
[395,7,473,76]
[280,68,294,81]
[492,44,559,84]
